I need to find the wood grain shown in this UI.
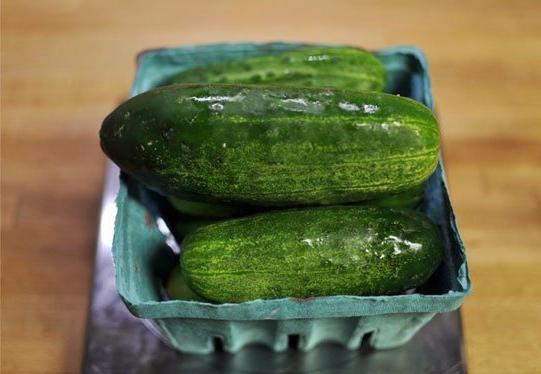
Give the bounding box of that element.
[2,1,540,373]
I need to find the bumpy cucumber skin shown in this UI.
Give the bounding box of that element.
[100,84,439,206]
[168,47,386,92]
[180,206,443,303]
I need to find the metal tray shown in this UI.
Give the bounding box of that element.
[82,164,467,373]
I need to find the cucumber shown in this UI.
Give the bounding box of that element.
[180,206,443,303]
[166,266,206,301]
[168,196,253,218]
[169,184,424,225]
[168,46,386,91]
[170,185,423,241]
[367,184,425,209]
[100,84,439,206]
[171,213,223,242]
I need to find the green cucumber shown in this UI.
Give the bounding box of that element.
[166,266,206,301]
[100,84,439,206]
[169,184,425,225]
[171,213,223,242]
[168,46,386,91]
[168,196,253,218]
[181,206,443,303]
[367,184,425,209]
[170,184,423,240]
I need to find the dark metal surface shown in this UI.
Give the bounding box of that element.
[83,164,467,374]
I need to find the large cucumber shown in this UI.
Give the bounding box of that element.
[100,84,439,206]
[168,46,386,91]
[180,206,443,303]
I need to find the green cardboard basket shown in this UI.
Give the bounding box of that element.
[111,42,471,354]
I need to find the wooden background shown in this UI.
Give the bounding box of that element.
[2,1,540,372]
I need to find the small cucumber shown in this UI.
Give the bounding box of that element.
[367,184,425,209]
[168,46,386,91]
[166,266,207,302]
[171,214,220,242]
[169,184,425,227]
[181,206,443,303]
[168,196,253,219]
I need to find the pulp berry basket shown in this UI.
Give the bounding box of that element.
[111,42,471,354]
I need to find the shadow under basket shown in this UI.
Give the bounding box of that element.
[111,42,471,354]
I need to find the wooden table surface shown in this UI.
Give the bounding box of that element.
[2,1,540,373]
